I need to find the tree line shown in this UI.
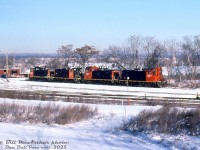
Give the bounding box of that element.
[1,34,199,80]
[50,34,200,80]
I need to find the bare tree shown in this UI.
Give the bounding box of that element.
[145,44,164,68]
[125,35,165,69]
[142,36,158,66]
[46,58,61,69]
[75,45,99,71]
[27,58,38,67]
[101,35,163,69]
[101,45,127,69]
[181,35,200,79]
[163,39,181,79]
[57,44,74,68]
[127,35,143,69]
[0,58,6,69]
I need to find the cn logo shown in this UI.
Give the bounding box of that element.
[147,74,152,78]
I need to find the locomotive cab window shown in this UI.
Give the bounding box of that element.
[85,68,89,72]
[147,71,151,75]
[12,70,17,74]
[153,70,156,76]
[35,67,41,71]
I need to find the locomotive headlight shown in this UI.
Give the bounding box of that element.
[127,77,129,80]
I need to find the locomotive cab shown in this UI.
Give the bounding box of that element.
[145,66,166,87]
[112,71,120,80]
[84,66,99,80]
[29,66,49,81]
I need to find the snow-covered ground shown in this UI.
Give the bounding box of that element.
[0,78,200,150]
[0,99,200,150]
[0,78,199,99]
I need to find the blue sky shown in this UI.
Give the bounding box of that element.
[0,0,200,53]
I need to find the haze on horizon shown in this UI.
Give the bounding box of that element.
[0,0,200,53]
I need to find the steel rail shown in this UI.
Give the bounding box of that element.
[0,89,199,108]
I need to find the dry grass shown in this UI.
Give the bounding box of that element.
[122,106,200,136]
[0,102,98,125]
[167,79,200,89]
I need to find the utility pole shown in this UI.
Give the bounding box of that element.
[6,50,9,76]
[13,51,16,68]
[0,50,1,69]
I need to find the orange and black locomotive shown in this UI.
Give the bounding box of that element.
[29,66,166,87]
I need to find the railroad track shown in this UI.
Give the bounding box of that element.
[0,89,199,108]
[1,81,199,98]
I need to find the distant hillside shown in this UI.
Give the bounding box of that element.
[0,53,57,59]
